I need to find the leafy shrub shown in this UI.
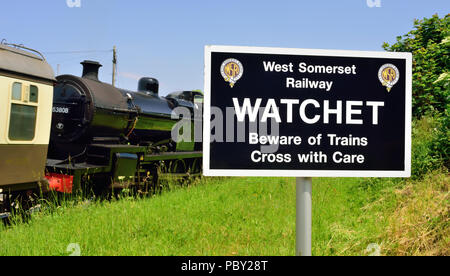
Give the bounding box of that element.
[429,110,450,168]
[383,14,449,172]
[383,14,449,119]
[411,116,447,179]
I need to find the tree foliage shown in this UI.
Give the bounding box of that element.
[383,14,449,171]
[383,14,449,119]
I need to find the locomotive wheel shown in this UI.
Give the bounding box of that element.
[190,158,203,175]
[171,160,187,174]
[185,158,202,185]
[172,160,188,186]
[156,164,169,193]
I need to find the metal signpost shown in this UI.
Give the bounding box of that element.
[297,177,312,256]
[203,45,412,256]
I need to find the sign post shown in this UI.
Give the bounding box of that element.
[203,45,412,256]
[296,177,312,256]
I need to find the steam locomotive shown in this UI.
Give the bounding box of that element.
[0,43,203,215]
[47,60,203,194]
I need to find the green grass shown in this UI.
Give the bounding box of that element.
[1,171,448,256]
[0,176,398,256]
[1,177,297,256]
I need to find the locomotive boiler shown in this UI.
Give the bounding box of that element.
[49,60,200,160]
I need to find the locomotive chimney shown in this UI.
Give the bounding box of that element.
[81,60,102,81]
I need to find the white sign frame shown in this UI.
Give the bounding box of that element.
[203,45,412,178]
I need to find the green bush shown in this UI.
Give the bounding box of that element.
[384,14,449,173]
[429,110,450,168]
[411,116,446,179]
[383,14,449,119]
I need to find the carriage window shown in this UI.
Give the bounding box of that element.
[12,82,22,100]
[30,85,38,103]
[8,104,37,141]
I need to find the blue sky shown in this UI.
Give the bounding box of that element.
[1,0,448,95]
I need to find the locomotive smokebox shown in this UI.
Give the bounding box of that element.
[138,77,159,95]
[81,60,102,81]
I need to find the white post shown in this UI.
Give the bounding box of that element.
[296,177,312,256]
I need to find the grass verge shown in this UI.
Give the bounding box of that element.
[1,171,447,256]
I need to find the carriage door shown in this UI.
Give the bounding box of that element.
[3,81,45,185]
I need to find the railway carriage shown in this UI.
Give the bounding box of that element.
[0,44,55,193]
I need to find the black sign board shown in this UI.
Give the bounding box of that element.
[203,46,411,177]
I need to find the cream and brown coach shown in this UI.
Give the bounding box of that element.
[0,44,55,191]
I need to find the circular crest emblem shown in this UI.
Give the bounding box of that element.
[221,59,244,88]
[378,64,400,92]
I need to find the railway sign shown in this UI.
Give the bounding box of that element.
[203,45,412,178]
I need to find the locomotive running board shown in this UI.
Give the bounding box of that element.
[143,151,202,162]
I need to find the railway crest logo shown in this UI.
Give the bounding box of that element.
[378,64,400,92]
[221,59,244,88]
